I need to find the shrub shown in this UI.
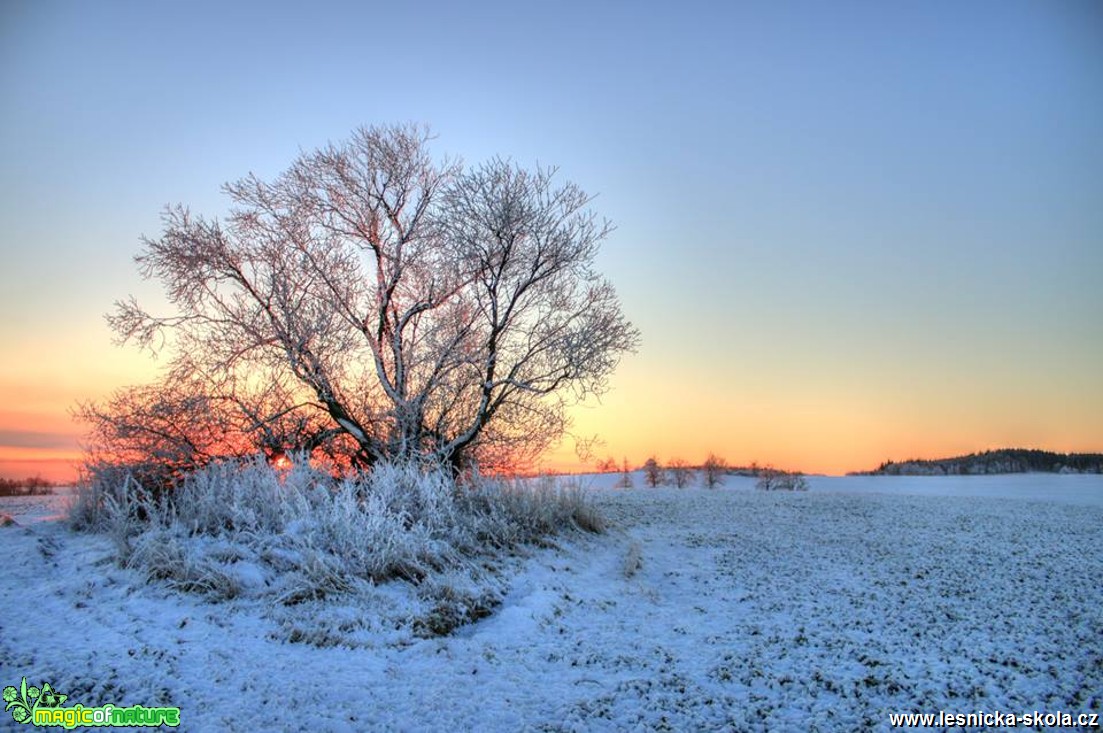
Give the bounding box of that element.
[702,453,728,489]
[459,475,605,548]
[642,457,664,488]
[69,457,604,632]
[127,528,244,600]
[68,463,163,533]
[755,469,810,491]
[613,458,634,489]
[667,459,694,488]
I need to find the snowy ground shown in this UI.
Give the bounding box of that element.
[1,475,1100,731]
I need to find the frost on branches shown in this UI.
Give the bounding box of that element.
[88,124,638,478]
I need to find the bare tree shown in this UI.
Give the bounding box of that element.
[642,456,664,487]
[596,457,618,473]
[755,467,810,491]
[107,124,638,474]
[614,457,634,488]
[702,453,727,489]
[667,458,694,489]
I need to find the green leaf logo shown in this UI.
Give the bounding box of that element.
[4,677,66,725]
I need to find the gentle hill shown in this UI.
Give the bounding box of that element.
[852,449,1103,476]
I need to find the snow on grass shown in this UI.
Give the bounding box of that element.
[1,475,1100,731]
[67,459,601,610]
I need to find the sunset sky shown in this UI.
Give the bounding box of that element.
[2,1,1100,481]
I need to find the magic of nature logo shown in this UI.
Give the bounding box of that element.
[4,677,180,728]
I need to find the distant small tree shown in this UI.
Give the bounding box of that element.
[614,457,634,488]
[702,453,727,489]
[755,466,809,491]
[596,456,619,473]
[668,458,693,488]
[642,456,664,487]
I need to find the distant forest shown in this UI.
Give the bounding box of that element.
[853,449,1103,476]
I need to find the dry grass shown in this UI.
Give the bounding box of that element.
[69,458,605,632]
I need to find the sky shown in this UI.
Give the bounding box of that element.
[1,0,1101,481]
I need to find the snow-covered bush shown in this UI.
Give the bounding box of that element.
[68,463,149,533]
[458,475,606,547]
[70,457,604,623]
[127,527,245,600]
[164,456,294,535]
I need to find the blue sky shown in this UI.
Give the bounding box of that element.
[1,0,1100,477]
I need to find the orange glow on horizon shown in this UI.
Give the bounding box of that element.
[1,351,1099,482]
[3,427,1100,483]
[0,450,83,483]
[538,365,1103,476]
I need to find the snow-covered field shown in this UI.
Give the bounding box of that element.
[2,475,1100,731]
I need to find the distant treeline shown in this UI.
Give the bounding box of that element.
[0,476,55,497]
[852,449,1103,476]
